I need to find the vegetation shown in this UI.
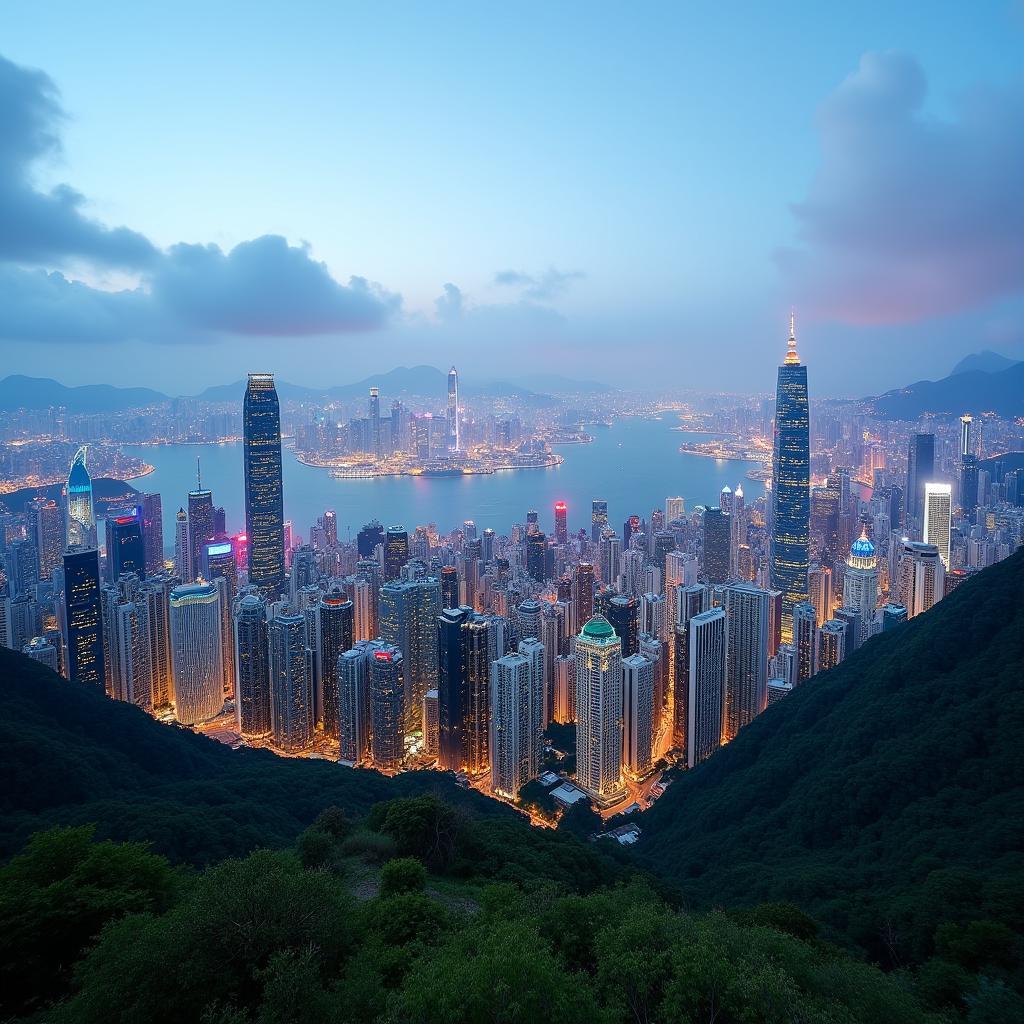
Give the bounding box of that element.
[638,547,1024,1015]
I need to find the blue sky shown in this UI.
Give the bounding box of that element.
[1,1,1023,396]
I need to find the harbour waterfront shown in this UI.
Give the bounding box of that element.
[123,418,764,551]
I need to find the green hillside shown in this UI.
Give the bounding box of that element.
[638,548,1024,976]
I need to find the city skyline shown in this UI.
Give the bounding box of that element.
[3,4,1024,396]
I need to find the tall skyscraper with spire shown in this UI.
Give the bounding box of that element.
[447,365,460,452]
[770,314,810,644]
[243,374,286,598]
[65,446,96,547]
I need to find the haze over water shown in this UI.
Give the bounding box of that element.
[124,418,764,551]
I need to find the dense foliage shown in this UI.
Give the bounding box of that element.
[638,548,1024,1011]
[3,809,958,1024]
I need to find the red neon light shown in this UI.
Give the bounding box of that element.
[374,650,392,662]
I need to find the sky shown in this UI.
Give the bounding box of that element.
[1,1,1023,397]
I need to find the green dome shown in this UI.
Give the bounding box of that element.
[581,615,615,639]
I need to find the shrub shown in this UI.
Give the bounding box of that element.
[380,857,427,898]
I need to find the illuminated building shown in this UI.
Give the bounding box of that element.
[687,606,726,768]
[169,582,223,725]
[526,530,548,582]
[897,541,945,618]
[33,499,63,581]
[818,619,847,671]
[906,433,935,531]
[318,587,354,740]
[574,615,625,804]
[723,583,770,741]
[769,315,810,644]
[337,641,373,762]
[843,529,879,646]
[881,603,908,630]
[554,653,575,723]
[572,562,596,633]
[440,565,460,608]
[489,652,533,798]
[233,592,271,739]
[140,492,164,576]
[65,446,96,547]
[607,594,639,657]
[591,499,608,542]
[960,415,978,517]
[665,496,685,522]
[437,607,491,773]
[203,539,238,696]
[807,564,832,626]
[369,386,382,460]
[767,679,793,704]
[423,687,439,757]
[792,601,817,683]
[357,520,384,559]
[23,635,58,671]
[622,653,654,777]
[62,546,105,689]
[702,507,730,583]
[187,486,214,588]
[384,525,409,581]
[243,373,286,597]
[174,508,190,581]
[105,507,145,583]
[379,575,441,733]
[923,483,952,569]
[554,501,568,545]
[447,365,461,452]
[639,632,665,724]
[270,611,313,752]
[599,531,621,587]
[369,643,405,769]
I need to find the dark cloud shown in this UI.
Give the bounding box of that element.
[493,266,585,301]
[434,282,464,322]
[0,52,399,343]
[781,51,1024,324]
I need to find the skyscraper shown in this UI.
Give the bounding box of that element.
[187,482,214,587]
[203,539,238,696]
[574,615,624,804]
[769,315,810,644]
[906,433,935,530]
[723,583,770,741]
[687,606,726,768]
[140,492,165,577]
[792,601,818,683]
[269,611,313,752]
[437,606,471,771]
[572,562,596,634]
[702,507,730,583]
[318,587,354,740]
[489,651,540,799]
[526,530,548,583]
[33,499,63,580]
[960,415,979,517]
[105,507,145,583]
[169,582,223,725]
[843,529,879,646]
[243,373,286,597]
[337,641,373,763]
[369,643,405,769]
[591,499,608,542]
[369,386,382,460]
[174,508,190,581]
[897,541,945,618]
[447,365,461,452]
[818,619,847,670]
[923,483,952,569]
[65,446,96,547]
[621,653,655,778]
[62,546,105,689]
[383,525,409,581]
[665,496,685,523]
[554,501,568,545]
[233,591,272,739]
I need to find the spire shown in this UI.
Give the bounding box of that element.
[196,456,202,490]
[785,310,800,365]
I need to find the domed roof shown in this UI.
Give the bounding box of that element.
[851,531,875,559]
[581,615,615,639]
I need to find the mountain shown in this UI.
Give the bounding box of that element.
[951,350,1021,376]
[0,376,168,413]
[637,548,1024,971]
[867,361,1024,419]
[0,646,513,865]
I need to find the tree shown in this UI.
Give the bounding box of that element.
[380,857,427,897]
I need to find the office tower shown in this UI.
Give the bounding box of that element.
[554,501,568,545]
[269,611,313,752]
[140,492,164,576]
[516,597,542,642]
[384,525,409,581]
[353,560,380,640]
[169,582,223,725]
[574,616,624,804]
[702,507,730,583]
[369,643,405,769]
[187,486,214,586]
[65,446,96,547]
[843,529,879,646]
[437,607,484,773]
[807,564,832,627]
[923,483,952,569]
[461,611,490,773]
[906,433,935,529]
[881,603,908,630]
[554,653,575,724]
[769,315,810,644]
[138,575,173,709]
[23,635,58,671]
[640,592,667,641]
[423,688,439,755]
[639,632,665,722]
[723,583,770,741]
[105,578,152,710]
[687,607,726,768]
[622,653,655,778]
[7,593,40,653]
[243,373,286,597]
[719,485,733,514]
[174,508,190,581]
[516,636,546,775]
[233,592,272,739]
[379,575,441,732]
[526,509,539,534]
[105,507,145,583]
[34,499,63,580]
[834,606,862,654]
[960,415,978,517]
[619,547,645,598]
[897,541,945,618]
[622,515,641,552]
[439,565,460,609]
[204,539,238,696]
[526,530,547,582]
[818,619,847,671]
[482,528,495,563]
[337,642,372,762]
[653,530,676,580]
[591,499,608,542]
[289,544,318,604]
[792,601,817,683]
[665,496,685,523]
[369,386,382,460]
[321,509,338,548]
[7,539,39,597]
[490,650,542,799]
[62,547,105,689]
[598,531,621,587]
[607,594,639,657]
[318,587,354,739]
[572,562,595,633]
[447,365,461,452]
[357,520,385,559]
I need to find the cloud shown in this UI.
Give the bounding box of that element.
[781,51,1024,325]
[434,282,464,322]
[493,266,585,301]
[0,52,398,343]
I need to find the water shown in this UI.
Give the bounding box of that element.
[122,418,764,550]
